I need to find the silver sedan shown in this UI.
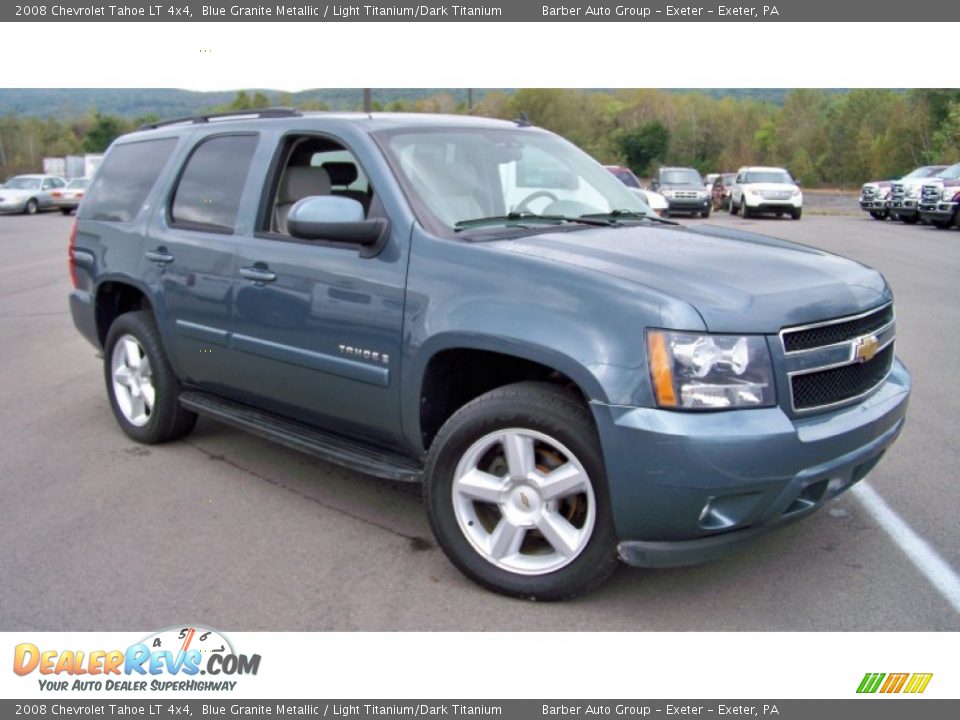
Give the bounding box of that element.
[0,175,67,215]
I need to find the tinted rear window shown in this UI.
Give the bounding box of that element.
[170,134,258,232]
[82,138,177,222]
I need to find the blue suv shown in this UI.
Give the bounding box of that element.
[69,109,910,599]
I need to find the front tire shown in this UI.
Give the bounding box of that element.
[104,310,197,444]
[791,208,802,221]
[60,208,73,215]
[869,211,887,221]
[741,200,752,218]
[901,214,919,225]
[424,382,619,601]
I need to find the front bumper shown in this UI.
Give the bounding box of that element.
[918,201,958,225]
[859,199,887,212]
[592,359,910,567]
[665,197,710,214]
[889,199,919,218]
[0,199,28,213]
[744,195,802,212]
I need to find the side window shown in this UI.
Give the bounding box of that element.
[171,134,258,233]
[42,179,53,190]
[263,135,377,236]
[51,178,65,188]
[81,138,177,222]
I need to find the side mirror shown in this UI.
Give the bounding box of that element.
[287,196,388,255]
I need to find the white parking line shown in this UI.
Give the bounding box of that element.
[853,482,960,614]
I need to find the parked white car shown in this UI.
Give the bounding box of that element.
[729,166,802,220]
[0,174,67,215]
[604,165,669,216]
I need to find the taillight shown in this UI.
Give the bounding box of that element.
[68,219,79,288]
[52,191,62,198]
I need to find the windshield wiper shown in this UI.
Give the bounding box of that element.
[454,212,613,231]
[582,209,678,226]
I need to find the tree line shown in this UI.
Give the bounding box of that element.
[2,89,958,186]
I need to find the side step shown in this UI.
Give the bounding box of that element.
[179,391,423,482]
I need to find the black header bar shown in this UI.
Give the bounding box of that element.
[5,0,960,22]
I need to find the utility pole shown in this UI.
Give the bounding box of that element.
[363,89,372,113]
[467,89,474,114]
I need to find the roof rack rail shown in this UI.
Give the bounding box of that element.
[137,107,302,131]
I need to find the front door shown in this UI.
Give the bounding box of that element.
[227,135,408,449]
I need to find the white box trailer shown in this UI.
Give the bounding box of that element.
[65,155,86,179]
[84,154,104,179]
[43,157,66,178]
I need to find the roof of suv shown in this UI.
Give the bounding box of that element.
[737,166,790,174]
[127,110,525,140]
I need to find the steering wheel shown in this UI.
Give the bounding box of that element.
[514,190,559,214]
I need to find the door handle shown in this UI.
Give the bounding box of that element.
[145,248,175,264]
[240,266,278,283]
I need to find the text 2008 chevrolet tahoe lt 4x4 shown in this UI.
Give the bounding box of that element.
[69,110,910,599]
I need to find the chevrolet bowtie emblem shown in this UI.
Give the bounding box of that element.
[854,334,880,363]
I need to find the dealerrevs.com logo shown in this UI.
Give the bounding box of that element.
[13,626,260,692]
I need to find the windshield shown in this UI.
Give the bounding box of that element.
[743,171,794,184]
[380,128,652,233]
[4,177,42,190]
[660,169,703,185]
[937,163,960,180]
[720,174,736,186]
[66,178,90,189]
[903,166,946,180]
[608,167,641,188]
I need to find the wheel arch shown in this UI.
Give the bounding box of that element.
[94,278,156,347]
[407,335,608,454]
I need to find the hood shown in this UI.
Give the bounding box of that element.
[863,180,893,189]
[490,224,888,333]
[742,182,799,192]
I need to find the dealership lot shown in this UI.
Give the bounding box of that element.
[1,211,957,630]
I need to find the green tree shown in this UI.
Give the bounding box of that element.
[617,121,670,175]
[83,113,126,153]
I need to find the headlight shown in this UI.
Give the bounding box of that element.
[791,187,801,197]
[661,189,675,198]
[647,330,775,409]
[698,190,709,199]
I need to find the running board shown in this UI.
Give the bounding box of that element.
[178,391,423,482]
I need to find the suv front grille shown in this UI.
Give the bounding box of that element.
[890,183,905,201]
[782,304,894,353]
[674,190,699,199]
[861,186,878,200]
[791,344,894,410]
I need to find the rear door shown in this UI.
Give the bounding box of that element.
[143,132,260,390]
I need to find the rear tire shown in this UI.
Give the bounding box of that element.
[104,310,197,444]
[424,381,619,601]
[24,199,38,215]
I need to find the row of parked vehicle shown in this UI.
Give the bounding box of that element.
[606,165,803,220]
[859,161,960,229]
[0,174,91,215]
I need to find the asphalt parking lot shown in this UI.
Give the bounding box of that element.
[1,208,957,631]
